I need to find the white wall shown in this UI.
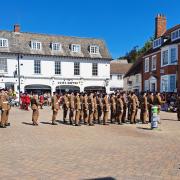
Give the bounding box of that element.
[109,74,124,89]
[123,74,142,92]
[0,54,110,93]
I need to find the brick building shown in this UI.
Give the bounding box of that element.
[143,14,180,93]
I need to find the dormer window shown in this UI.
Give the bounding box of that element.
[52,43,61,51]
[71,44,81,53]
[90,45,99,54]
[171,29,180,41]
[153,38,162,49]
[31,41,41,50]
[0,38,8,48]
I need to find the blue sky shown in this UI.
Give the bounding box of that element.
[0,0,180,58]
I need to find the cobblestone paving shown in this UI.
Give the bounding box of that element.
[1,107,180,180]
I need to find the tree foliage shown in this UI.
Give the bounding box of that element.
[118,37,154,63]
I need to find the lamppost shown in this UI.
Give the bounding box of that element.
[17,54,23,103]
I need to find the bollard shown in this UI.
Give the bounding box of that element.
[151,106,158,129]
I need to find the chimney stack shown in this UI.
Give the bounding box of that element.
[14,24,20,33]
[155,14,166,38]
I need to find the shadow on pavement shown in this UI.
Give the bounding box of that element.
[40,122,52,125]
[161,118,177,121]
[22,122,34,126]
[137,127,152,130]
[85,177,116,180]
[56,120,71,125]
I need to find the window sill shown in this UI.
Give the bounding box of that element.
[161,63,177,68]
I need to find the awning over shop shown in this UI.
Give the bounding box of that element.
[84,86,106,91]
[56,85,80,92]
[25,84,51,90]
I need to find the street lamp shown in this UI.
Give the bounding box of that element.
[17,54,23,103]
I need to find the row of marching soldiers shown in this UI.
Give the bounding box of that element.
[30,91,166,126]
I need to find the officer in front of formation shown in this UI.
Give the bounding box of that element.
[62,92,69,124]
[139,92,148,124]
[51,92,60,125]
[31,93,40,126]
[0,89,11,128]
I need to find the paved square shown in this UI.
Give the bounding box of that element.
[1,107,180,180]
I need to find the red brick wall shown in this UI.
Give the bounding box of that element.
[142,49,178,92]
[155,15,167,38]
[177,44,180,93]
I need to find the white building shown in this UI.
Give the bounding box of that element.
[0,25,111,94]
[110,60,132,91]
[123,58,142,93]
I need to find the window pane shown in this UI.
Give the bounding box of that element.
[170,76,176,92]
[161,76,168,92]
[34,60,41,74]
[92,63,98,76]
[0,58,7,72]
[152,56,156,70]
[74,62,80,75]
[162,50,168,65]
[55,61,61,74]
[170,48,177,63]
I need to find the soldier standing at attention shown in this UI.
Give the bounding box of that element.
[88,93,94,126]
[127,92,132,121]
[102,93,109,125]
[121,92,127,123]
[51,92,60,125]
[62,93,69,124]
[31,93,40,126]
[97,94,103,124]
[82,93,88,125]
[79,93,84,124]
[176,94,180,121]
[147,92,154,123]
[140,92,148,124]
[134,94,139,123]
[93,94,98,124]
[116,94,124,125]
[0,89,11,128]
[69,92,75,125]
[130,92,136,124]
[74,92,81,126]
[110,93,116,123]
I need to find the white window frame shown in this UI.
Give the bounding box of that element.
[74,62,80,75]
[170,45,178,64]
[144,58,149,72]
[151,55,157,71]
[0,38,8,48]
[92,63,98,76]
[117,74,123,80]
[161,74,176,92]
[52,43,61,51]
[54,61,61,75]
[34,60,41,74]
[171,29,180,41]
[161,48,169,67]
[31,41,42,50]
[0,58,8,73]
[161,45,178,67]
[135,74,139,83]
[90,45,99,54]
[153,38,162,49]
[71,44,81,53]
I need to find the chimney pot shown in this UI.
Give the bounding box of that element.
[14,24,20,33]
